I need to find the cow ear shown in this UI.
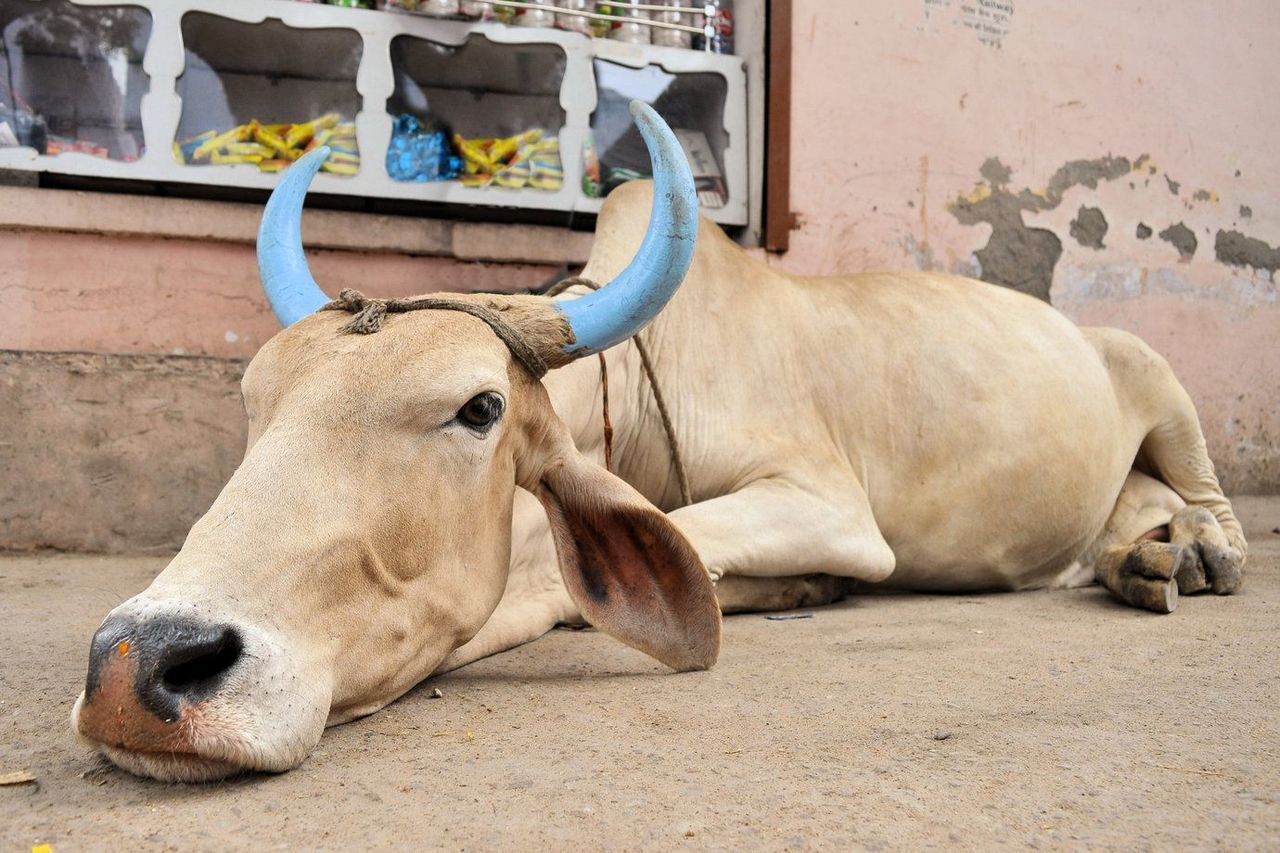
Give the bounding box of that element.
[532,449,720,672]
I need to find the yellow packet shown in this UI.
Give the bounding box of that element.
[252,122,293,156]
[320,161,358,176]
[225,142,272,158]
[192,124,250,161]
[211,151,264,165]
[285,113,339,149]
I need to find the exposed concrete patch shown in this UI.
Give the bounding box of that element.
[1215,229,1280,274]
[1165,175,1181,195]
[1158,222,1198,261]
[1046,157,1133,196]
[1135,223,1153,239]
[949,155,1131,300]
[1239,205,1253,219]
[980,156,1012,185]
[1069,206,1108,249]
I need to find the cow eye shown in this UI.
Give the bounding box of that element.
[457,392,504,432]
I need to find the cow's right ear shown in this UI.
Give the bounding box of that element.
[527,441,720,673]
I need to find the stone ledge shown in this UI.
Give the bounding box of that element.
[0,185,594,266]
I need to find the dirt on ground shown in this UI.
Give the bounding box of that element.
[2,498,1278,851]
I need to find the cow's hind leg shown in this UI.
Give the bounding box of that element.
[1086,471,1242,613]
[1083,328,1246,608]
[1139,399,1246,594]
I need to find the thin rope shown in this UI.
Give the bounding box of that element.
[597,353,613,473]
[631,332,692,506]
[546,277,692,507]
[322,289,548,378]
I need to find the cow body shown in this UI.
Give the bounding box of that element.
[445,182,1245,669]
[73,148,1245,780]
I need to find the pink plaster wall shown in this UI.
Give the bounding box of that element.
[778,1,1279,491]
[0,231,557,359]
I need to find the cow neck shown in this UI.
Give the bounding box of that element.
[547,277,692,508]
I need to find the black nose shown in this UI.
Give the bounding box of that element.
[152,622,244,695]
[86,617,243,722]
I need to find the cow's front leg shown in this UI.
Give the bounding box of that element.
[435,589,576,674]
[668,472,896,584]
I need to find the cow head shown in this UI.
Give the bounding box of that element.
[71,103,720,782]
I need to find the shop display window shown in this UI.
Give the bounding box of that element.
[386,33,566,190]
[587,58,729,209]
[0,0,150,160]
[175,12,361,176]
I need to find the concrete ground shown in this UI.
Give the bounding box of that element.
[2,498,1277,851]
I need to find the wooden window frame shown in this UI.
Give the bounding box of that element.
[763,0,793,252]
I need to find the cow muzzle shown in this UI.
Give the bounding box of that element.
[72,608,331,782]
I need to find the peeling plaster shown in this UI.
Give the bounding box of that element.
[1158,222,1198,261]
[1070,206,1108,249]
[948,151,1274,303]
[1215,229,1280,275]
[949,155,1131,301]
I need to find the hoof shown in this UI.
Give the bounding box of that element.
[1112,541,1186,614]
[1169,506,1244,596]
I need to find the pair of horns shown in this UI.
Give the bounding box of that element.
[256,101,698,358]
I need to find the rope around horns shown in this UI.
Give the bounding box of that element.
[322,288,549,378]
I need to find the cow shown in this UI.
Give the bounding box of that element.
[72,103,1245,782]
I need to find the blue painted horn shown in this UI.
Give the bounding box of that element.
[255,101,699,357]
[256,145,333,326]
[554,101,698,355]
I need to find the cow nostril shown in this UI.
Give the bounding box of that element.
[161,629,243,692]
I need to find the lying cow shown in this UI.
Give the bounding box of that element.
[73,103,1246,782]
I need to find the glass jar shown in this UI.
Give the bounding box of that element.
[610,0,650,44]
[459,0,495,18]
[515,0,557,27]
[419,0,460,15]
[556,0,592,35]
[652,0,693,48]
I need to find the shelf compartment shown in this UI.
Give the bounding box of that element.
[175,11,362,175]
[587,56,731,210]
[387,31,566,191]
[0,0,151,161]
